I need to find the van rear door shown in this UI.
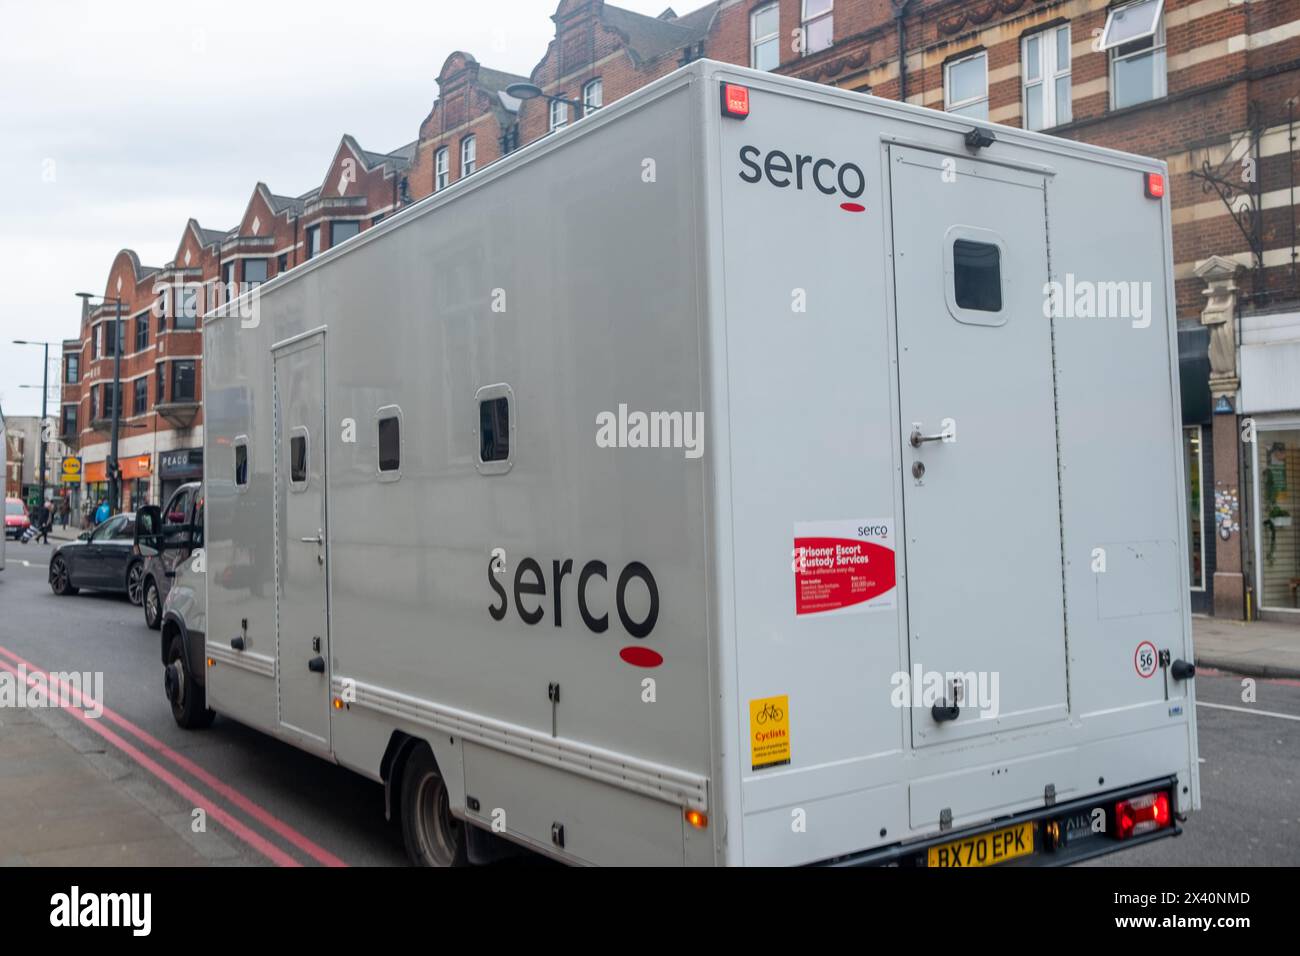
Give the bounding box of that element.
[888,144,1069,746]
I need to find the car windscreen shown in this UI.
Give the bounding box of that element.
[5,501,25,516]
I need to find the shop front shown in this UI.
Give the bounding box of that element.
[120,454,153,511]
[159,447,203,504]
[1240,311,1300,620]
[81,459,108,528]
[1179,326,1213,615]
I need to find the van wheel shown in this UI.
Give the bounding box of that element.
[144,580,162,630]
[49,556,78,595]
[126,561,145,606]
[165,633,214,729]
[400,744,468,867]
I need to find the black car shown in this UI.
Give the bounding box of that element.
[48,512,144,605]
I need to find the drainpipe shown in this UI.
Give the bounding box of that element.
[893,0,913,103]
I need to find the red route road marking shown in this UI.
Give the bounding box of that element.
[0,644,346,867]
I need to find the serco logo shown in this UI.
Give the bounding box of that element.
[738,145,867,213]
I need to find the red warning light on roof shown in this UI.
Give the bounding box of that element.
[722,83,750,119]
[1144,172,1165,199]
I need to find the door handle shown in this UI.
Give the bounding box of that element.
[308,656,325,673]
[909,428,946,448]
[300,531,323,545]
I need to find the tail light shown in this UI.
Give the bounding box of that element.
[1144,171,1165,199]
[1114,791,1171,839]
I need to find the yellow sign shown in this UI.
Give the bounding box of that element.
[748,695,791,771]
[927,822,1035,867]
[60,457,82,484]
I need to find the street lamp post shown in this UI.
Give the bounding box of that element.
[13,339,53,511]
[75,293,125,514]
[504,82,596,119]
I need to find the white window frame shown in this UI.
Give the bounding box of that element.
[801,0,833,57]
[1022,24,1072,131]
[1184,425,1206,592]
[549,97,569,132]
[751,3,780,70]
[1099,0,1164,51]
[1108,1,1167,110]
[944,51,989,120]
[461,135,477,177]
[582,78,603,114]
[435,147,449,190]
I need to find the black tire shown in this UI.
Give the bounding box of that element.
[143,579,162,630]
[49,556,78,596]
[164,632,214,729]
[400,744,468,867]
[126,560,145,606]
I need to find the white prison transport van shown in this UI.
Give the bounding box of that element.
[0,404,6,574]
[184,60,1198,866]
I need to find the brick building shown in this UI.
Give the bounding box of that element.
[60,0,1299,618]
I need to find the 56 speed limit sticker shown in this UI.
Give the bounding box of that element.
[1134,640,1158,678]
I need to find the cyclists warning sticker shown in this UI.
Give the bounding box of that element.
[793,519,897,616]
[750,695,791,771]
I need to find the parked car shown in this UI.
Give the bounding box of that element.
[140,481,203,630]
[4,497,30,539]
[48,512,143,603]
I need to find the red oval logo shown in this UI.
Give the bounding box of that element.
[840,202,866,213]
[619,646,663,668]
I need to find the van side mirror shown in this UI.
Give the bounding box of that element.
[134,506,163,557]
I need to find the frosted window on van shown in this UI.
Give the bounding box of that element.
[479,398,509,462]
[235,443,248,487]
[378,416,400,472]
[952,240,1002,313]
[290,435,307,483]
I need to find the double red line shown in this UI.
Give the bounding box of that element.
[0,643,346,867]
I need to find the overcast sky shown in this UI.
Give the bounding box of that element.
[0,0,676,418]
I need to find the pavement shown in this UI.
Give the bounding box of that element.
[1192,614,1300,679]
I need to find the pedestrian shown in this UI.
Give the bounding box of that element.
[94,498,109,526]
[60,500,69,529]
[35,503,51,545]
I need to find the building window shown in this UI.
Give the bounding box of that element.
[64,354,79,384]
[103,319,124,357]
[582,78,603,113]
[132,378,148,416]
[435,147,450,190]
[277,253,289,274]
[244,258,268,285]
[945,51,989,120]
[101,382,122,418]
[801,0,833,56]
[174,285,198,330]
[1103,0,1166,110]
[751,4,780,70]
[461,135,477,177]
[61,405,77,438]
[1023,24,1071,131]
[89,387,97,420]
[549,97,569,132]
[371,213,386,227]
[135,314,149,352]
[171,361,196,402]
[306,225,322,260]
[331,221,360,247]
[1183,426,1205,591]
[155,363,165,405]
